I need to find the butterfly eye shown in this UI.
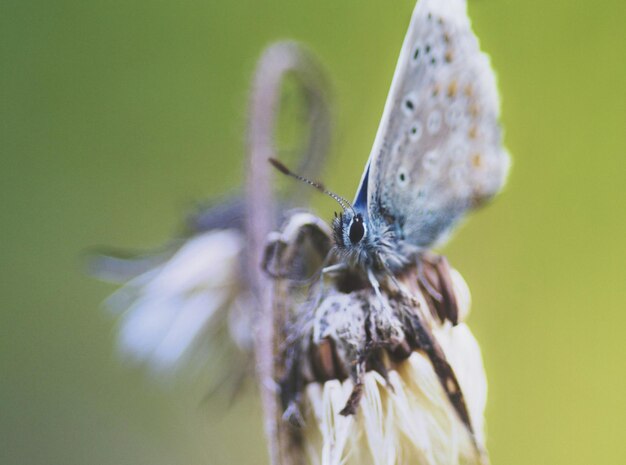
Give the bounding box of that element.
[348,214,366,244]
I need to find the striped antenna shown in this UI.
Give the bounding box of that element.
[268,158,354,213]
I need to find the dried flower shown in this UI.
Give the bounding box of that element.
[267,212,489,465]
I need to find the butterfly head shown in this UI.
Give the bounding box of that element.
[268,158,405,273]
[332,209,405,272]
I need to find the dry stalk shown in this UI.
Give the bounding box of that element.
[245,41,332,465]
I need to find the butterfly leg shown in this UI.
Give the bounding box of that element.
[367,268,397,321]
[320,263,346,275]
[338,309,401,416]
[339,354,366,416]
[366,268,384,303]
[365,268,408,357]
[339,318,377,417]
[305,262,347,308]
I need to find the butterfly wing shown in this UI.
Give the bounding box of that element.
[365,0,510,248]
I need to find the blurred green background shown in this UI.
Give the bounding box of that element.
[2,0,625,464]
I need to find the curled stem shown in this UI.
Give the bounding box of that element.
[245,41,332,465]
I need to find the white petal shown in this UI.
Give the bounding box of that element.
[109,229,245,373]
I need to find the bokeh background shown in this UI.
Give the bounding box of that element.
[2,0,625,464]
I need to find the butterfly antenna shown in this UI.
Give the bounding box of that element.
[268,158,354,212]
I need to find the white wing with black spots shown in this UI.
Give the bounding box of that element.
[365,0,510,248]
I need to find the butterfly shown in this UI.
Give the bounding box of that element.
[271,0,510,291]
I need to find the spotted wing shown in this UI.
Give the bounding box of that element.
[365,0,510,248]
